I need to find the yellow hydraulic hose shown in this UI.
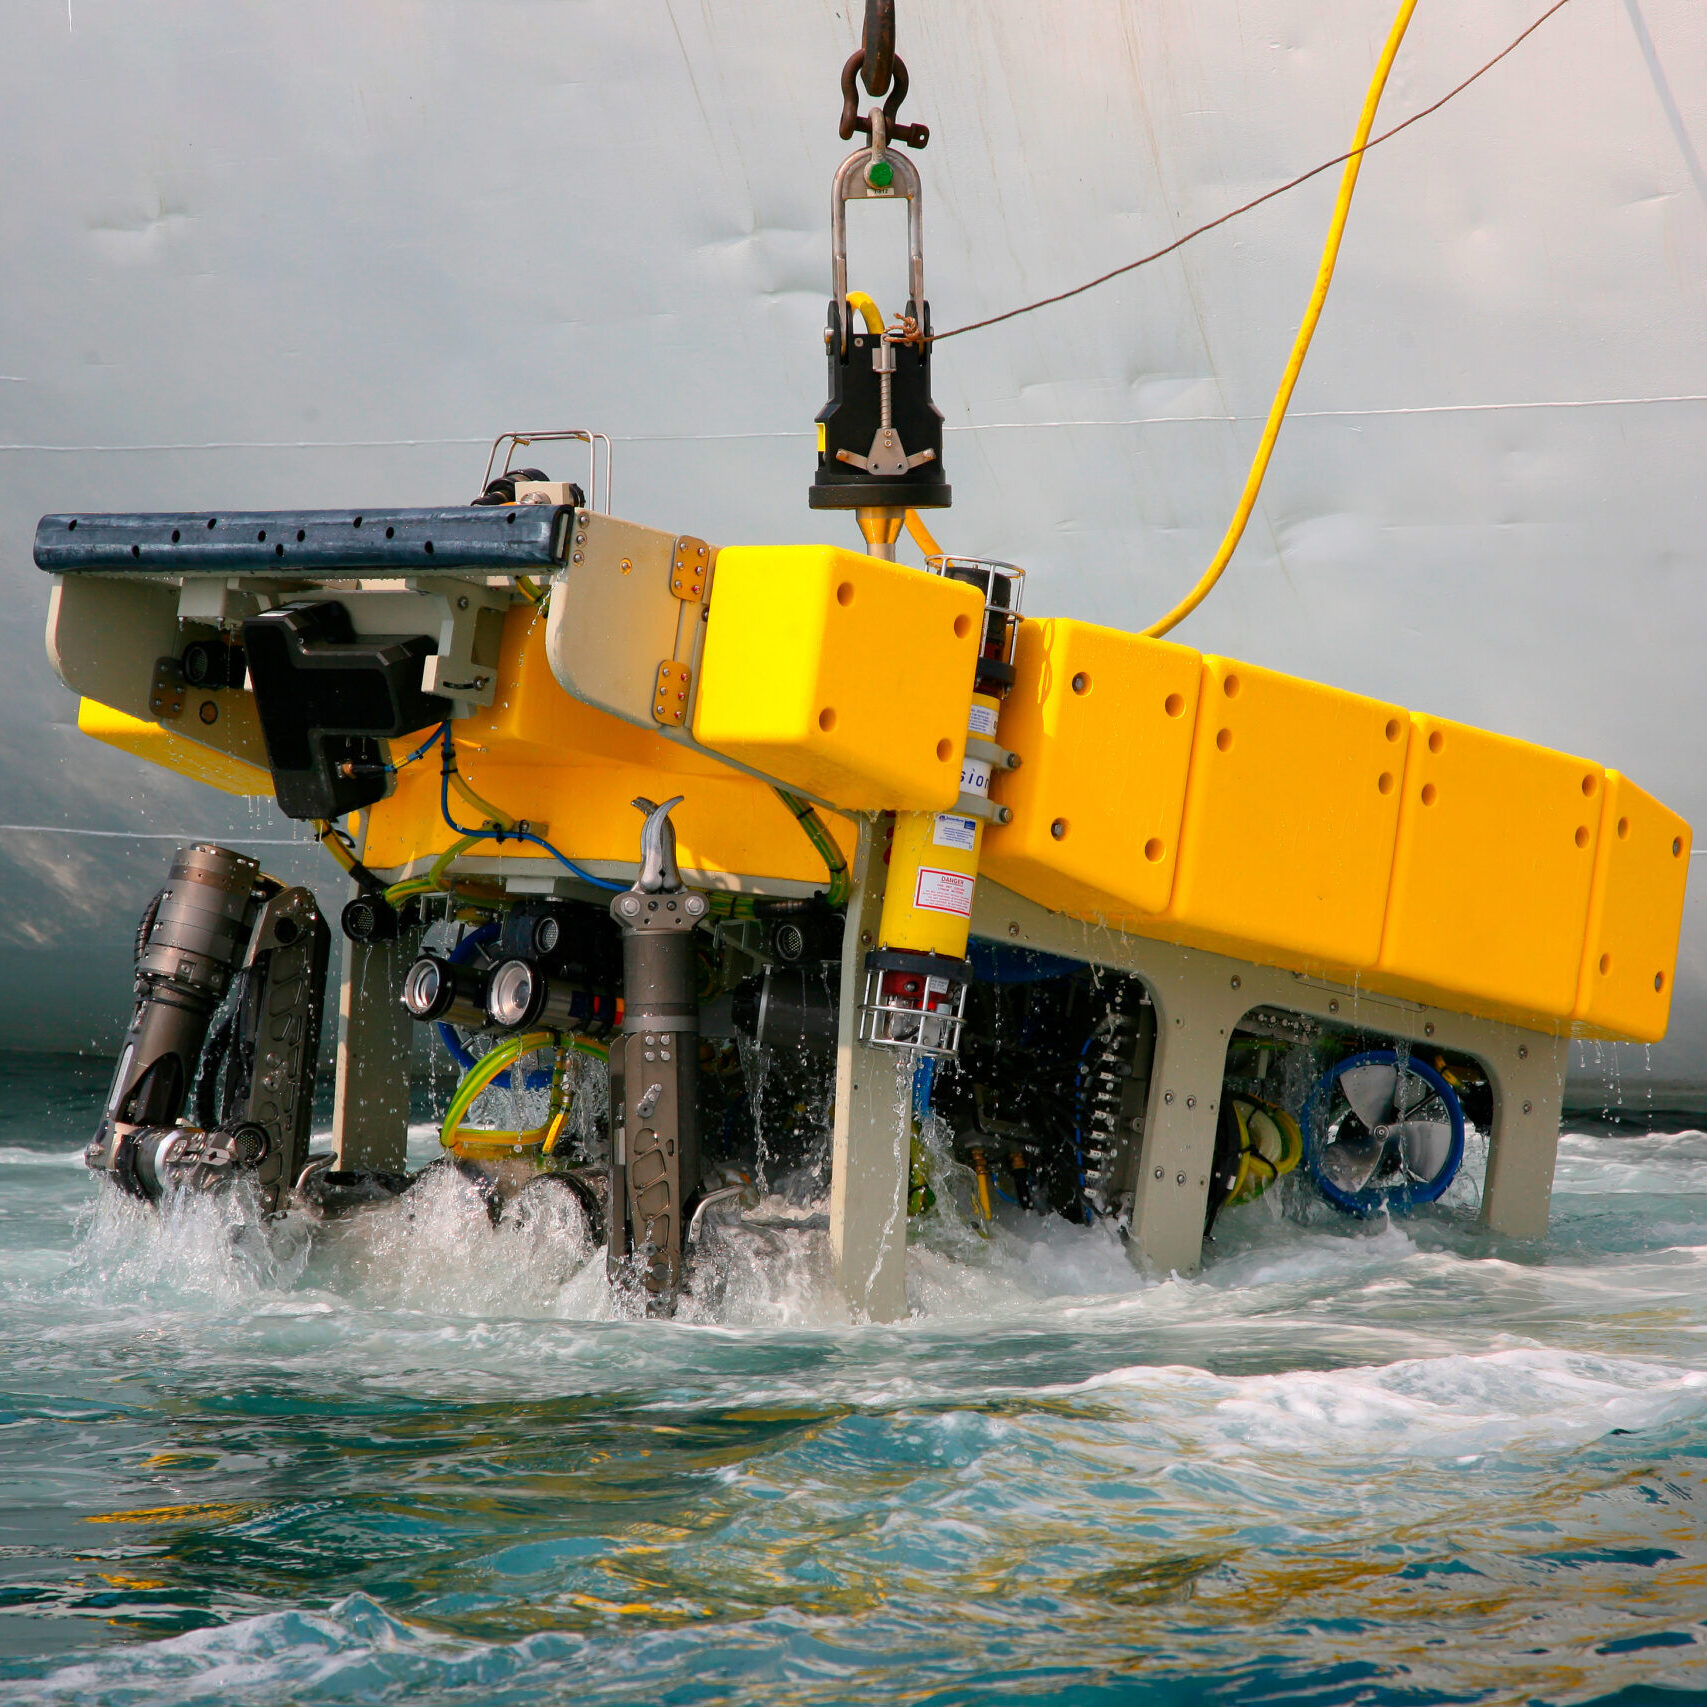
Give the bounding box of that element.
[1142,0,1420,639]
[905,509,943,560]
[846,291,886,335]
[449,766,514,831]
[846,294,949,572]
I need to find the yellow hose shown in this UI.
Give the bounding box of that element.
[449,767,514,831]
[849,296,949,574]
[905,510,943,560]
[1142,0,1420,640]
[846,291,886,335]
[441,1032,610,1153]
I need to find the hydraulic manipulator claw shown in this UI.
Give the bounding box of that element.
[630,794,686,894]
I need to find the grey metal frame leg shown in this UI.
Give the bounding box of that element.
[1480,1032,1568,1239]
[1124,956,1250,1276]
[828,814,911,1322]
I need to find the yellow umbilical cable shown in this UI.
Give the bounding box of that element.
[1142,0,1420,640]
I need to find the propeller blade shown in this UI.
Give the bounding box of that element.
[1397,1120,1453,1182]
[1320,1135,1386,1194]
[1340,1063,1398,1131]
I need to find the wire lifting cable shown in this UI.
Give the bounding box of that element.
[931,0,1575,346]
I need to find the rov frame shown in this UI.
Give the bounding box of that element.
[37,478,1687,1318]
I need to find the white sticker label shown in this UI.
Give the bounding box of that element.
[932,813,978,852]
[960,757,990,797]
[914,866,976,917]
[968,703,998,736]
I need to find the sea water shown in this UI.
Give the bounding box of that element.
[2,1055,1706,1706]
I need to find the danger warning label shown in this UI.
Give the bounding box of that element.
[914,866,975,918]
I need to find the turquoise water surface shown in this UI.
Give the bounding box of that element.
[3,1055,1707,1705]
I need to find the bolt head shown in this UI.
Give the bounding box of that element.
[1185,1096,1196,1109]
[619,895,640,916]
[1163,1090,1174,1104]
[1518,1045,1528,1060]
[1153,1167,1164,1180]
[1230,975,1241,990]
[1523,1100,1533,1115]
[1007,922,1020,937]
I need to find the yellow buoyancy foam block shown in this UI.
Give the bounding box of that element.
[1572,769,1692,1041]
[693,545,984,812]
[980,619,1201,918]
[982,619,1689,1040]
[1376,715,1602,1023]
[1162,655,1410,974]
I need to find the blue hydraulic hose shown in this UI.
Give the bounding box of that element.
[430,724,625,893]
[437,924,553,1091]
[912,1057,936,1122]
[436,923,499,1072]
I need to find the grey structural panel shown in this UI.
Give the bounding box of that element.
[829,865,1572,1321]
[974,880,1568,1277]
[34,507,573,575]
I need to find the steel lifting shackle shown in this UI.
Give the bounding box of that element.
[830,146,926,360]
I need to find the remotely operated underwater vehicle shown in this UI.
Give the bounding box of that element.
[38,4,1692,1318]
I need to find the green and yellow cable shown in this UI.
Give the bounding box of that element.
[1143,0,1420,639]
[774,788,851,907]
[441,1030,610,1153]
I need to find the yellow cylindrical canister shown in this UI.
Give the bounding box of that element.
[878,691,1002,959]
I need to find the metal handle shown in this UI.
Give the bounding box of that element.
[483,430,613,514]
